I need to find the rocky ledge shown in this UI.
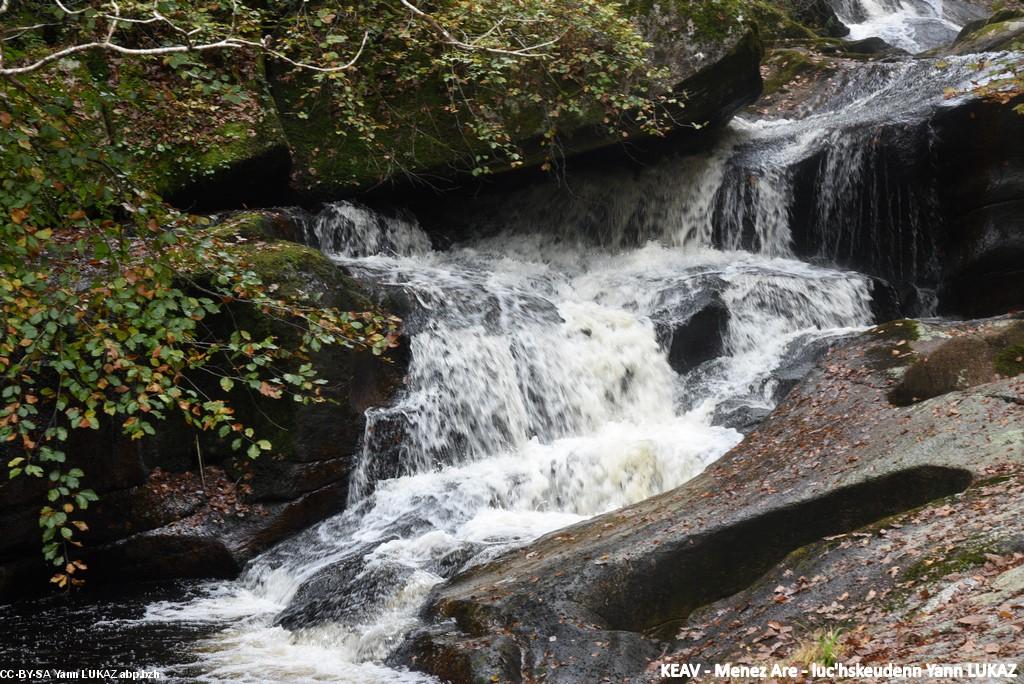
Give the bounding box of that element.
[395,316,1024,683]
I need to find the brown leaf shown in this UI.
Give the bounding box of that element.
[957,615,986,626]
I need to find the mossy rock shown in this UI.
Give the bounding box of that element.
[868,319,922,341]
[901,545,992,583]
[71,53,291,210]
[996,344,1024,376]
[206,211,371,306]
[951,9,1024,53]
[889,320,1024,405]
[761,48,838,95]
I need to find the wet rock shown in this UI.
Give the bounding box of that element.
[396,316,1023,683]
[710,400,773,434]
[869,278,904,322]
[822,36,909,55]
[274,544,409,630]
[660,296,731,374]
[933,95,1024,317]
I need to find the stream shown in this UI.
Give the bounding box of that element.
[0,0,1017,681]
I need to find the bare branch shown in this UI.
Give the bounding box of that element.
[54,0,87,15]
[229,31,370,73]
[0,31,370,76]
[397,0,560,57]
[0,39,237,76]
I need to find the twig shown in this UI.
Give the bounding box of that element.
[398,0,560,57]
[195,434,207,489]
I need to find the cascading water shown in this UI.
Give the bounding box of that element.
[134,196,872,682]
[118,47,1017,683]
[2,3,1015,681]
[826,0,986,51]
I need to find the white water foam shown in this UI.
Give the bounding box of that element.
[134,204,873,682]
[126,30,1018,684]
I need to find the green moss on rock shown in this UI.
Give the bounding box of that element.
[869,319,922,341]
[762,48,836,95]
[274,0,759,196]
[995,344,1024,376]
[902,546,991,583]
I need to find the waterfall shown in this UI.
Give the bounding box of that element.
[825,0,981,51]
[134,191,875,681]
[117,20,1014,684]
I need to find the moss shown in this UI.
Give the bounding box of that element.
[865,321,919,371]
[743,1,821,42]
[624,0,745,41]
[279,0,756,194]
[762,49,836,95]
[995,344,1024,377]
[868,319,921,341]
[902,547,990,583]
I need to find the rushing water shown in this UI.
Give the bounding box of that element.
[132,205,870,683]
[827,0,985,51]
[2,2,1016,681]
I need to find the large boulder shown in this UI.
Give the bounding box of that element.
[948,8,1024,54]
[889,320,1024,404]
[0,211,408,601]
[393,316,1023,683]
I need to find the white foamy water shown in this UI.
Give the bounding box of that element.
[126,26,1018,684]
[135,201,874,682]
[827,0,983,52]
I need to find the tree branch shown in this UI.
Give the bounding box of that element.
[397,0,560,57]
[0,31,370,76]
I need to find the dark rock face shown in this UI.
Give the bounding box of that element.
[273,542,406,630]
[789,119,944,295]
[783,90,1024,319]
[655,291,731,375]
[394,316,1023,683]
[822,36,909,55]
[0,219,408,602]
[793,0,851,37]
[932,96,1024,317]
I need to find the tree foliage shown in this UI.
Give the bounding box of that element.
[1,1,671,589]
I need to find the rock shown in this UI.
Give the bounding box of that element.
[821,36,910,56]
[395,316,1023,683]
[710,400,774,433]
[108,62,292,212]
[760,48,840,97]
[0,213,408,602]
[274,542,408,630]
[710,332,849,433]
[869,277,904,322]
[949,9,1024,54]
[932,95,1024,317]
[649,464,1024,676]
[791,0,850,37]
[889,320,1024,405]
[655,290,731,374]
